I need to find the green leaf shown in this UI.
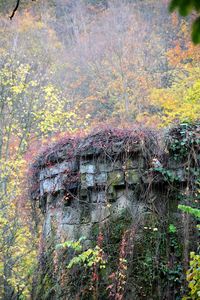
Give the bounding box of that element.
[192,16,200,44]
[178,205,200,218]
[169,0,180,13]
[169,224,177,233]
[169,0,193,16]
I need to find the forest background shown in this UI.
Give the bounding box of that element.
[0,0,199,299]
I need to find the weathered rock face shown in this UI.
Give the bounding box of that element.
[32,129,154,243]
[31,126,199,300]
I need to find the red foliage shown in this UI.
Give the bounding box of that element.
[29,126,158,200]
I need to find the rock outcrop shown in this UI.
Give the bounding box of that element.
[31,125,199,300]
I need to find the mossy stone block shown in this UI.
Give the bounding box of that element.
[81,173,87,188]
[95,172,107,185]
[81,173,94,188]
[107,185,117,202]
[108,170,124,186]
[124,158,138,169]
[80,162,95,174]
[125,169,140,184]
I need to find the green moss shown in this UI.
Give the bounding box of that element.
[125,169,140,184]
[80,204,90,223]
[35,272,56,300]
[89,209,133,298]
[108,170,125,186]
[81,173,87,188]
[107,185,117,202]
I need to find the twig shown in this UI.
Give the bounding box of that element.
[10,0,36,20]
[10,0,20,20]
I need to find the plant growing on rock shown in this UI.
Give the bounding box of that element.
[179,205,200,300]
[56,236,106,272]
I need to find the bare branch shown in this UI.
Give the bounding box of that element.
[10,0,20,20]
[10,0,36,20]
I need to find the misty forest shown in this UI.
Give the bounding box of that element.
[0,1,199,300]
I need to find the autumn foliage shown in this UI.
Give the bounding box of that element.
[0,0,199,299]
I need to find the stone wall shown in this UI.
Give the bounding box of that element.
[31,126,199,300]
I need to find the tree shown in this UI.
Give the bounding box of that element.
[0,11,85,298]
[0,1,198,297]
[7,1,200,44]
[141,21,200,127]
[170,0,200,44]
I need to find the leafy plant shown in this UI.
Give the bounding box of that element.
[178,205,200,219]
[178,205,200,299]
[56,237,106,270]
[169,0,200,44]
[56,237,85,252]
[183,252,200,300]
[152,166,180,183]
[67,246,106,269]
[169,223,177,234]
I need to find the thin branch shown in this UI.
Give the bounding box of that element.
[10,0,20,20]
[10,0,36,20]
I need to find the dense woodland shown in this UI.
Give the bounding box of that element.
[0,1,199,299]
